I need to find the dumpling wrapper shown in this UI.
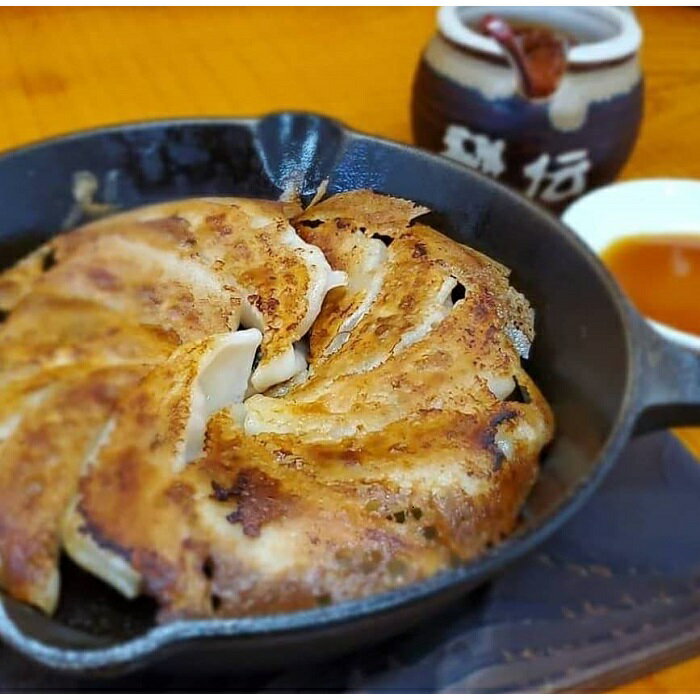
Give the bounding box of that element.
[77,197,346,391]
[30,228,241,343]
[254,401,553,560]
[245,223,536,440]
[0,366,146,614]
[0,295,178,392]
[70,407,450,620]
[292,189,427,365]
[62,329,262,600]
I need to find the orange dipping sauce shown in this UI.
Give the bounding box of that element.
[602,234,700,336]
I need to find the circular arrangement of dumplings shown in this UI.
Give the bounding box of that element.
[0,190,553,620]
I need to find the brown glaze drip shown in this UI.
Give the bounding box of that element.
[475,15,573,98]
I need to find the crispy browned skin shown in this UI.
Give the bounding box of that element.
[0,296,178,389]
[0,366,146,613]
[0,191,553,620]
[292,190,428,364]
[64,335,255,614]
[73,197,343,390]
[75,403,449,620]
[257,393,551,561]
[31,232,240,343]
[245,220,538,438]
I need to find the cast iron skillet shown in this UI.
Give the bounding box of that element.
[0,113,698,677]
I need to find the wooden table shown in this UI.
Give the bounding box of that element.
[0,6,698,692]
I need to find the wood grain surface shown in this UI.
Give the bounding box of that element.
[0,6,698,692]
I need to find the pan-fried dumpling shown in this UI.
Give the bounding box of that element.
[63,329,261,601]
[0,296,178,391]
[67,403,450,620]
[256,398,551,561]
[0,365,146,613]
[176,412,449,618]
[29,230,241,343]
[292,190,427,363]
[245,221,536,439]
[80,198,346,391]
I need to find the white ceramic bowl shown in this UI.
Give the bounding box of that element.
[562,178,700,351]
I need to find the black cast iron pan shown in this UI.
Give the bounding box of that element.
[0,113,698,677]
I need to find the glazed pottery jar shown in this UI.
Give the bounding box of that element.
[412,7,644,211]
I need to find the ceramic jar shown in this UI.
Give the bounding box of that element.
[411,7,644,211]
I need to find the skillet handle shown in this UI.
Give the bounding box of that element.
[633,313,700,434]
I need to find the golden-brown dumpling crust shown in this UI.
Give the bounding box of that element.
[0,191,553,621]
[0,365,147,613]
[73,197,344,390]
